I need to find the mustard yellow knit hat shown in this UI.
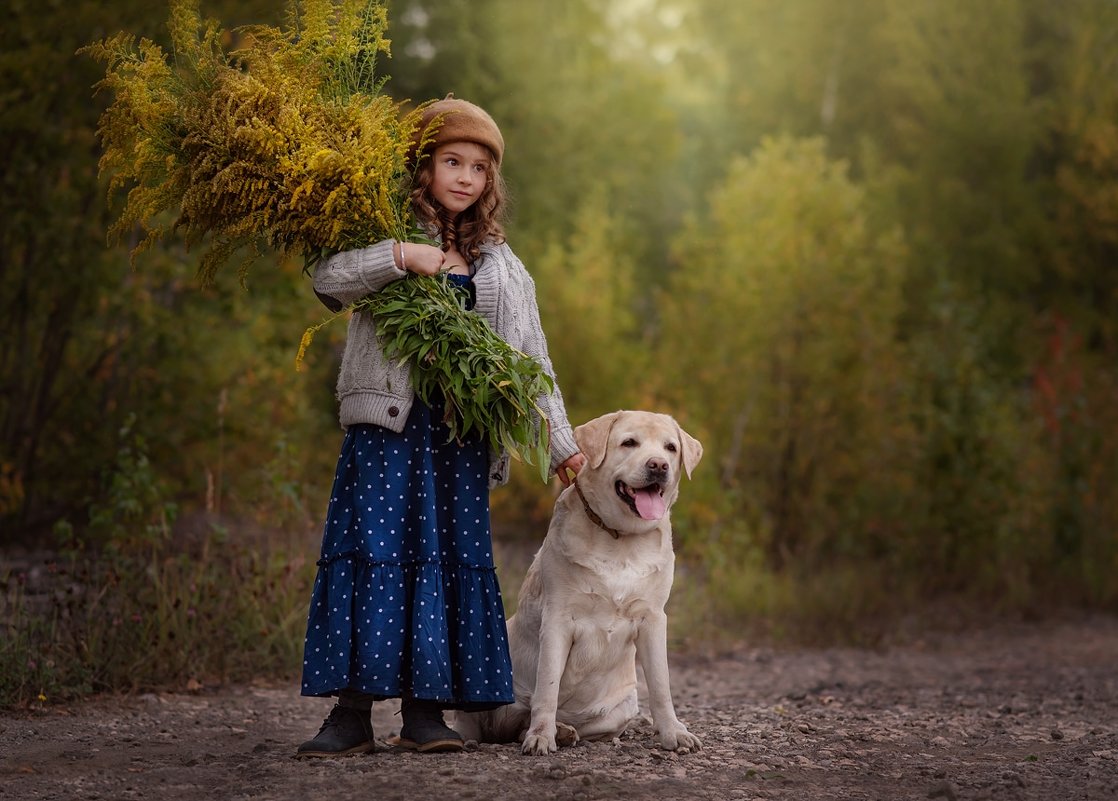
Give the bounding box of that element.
[411,94,505,166]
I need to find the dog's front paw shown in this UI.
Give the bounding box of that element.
[521,731,558,755]
[521,719,559,755]
[658,724,702,753]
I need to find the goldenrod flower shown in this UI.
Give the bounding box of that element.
[83,0,553,478]
[83,0,420,281]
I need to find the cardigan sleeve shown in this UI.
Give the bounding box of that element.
[476,245,580,474]
[312,239,406,311]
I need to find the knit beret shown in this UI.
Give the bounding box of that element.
[411,94,505,167]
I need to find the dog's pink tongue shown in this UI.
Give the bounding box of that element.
[633,488,666,520]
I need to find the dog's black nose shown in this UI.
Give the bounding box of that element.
[647,457,669,477]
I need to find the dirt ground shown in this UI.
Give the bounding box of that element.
[2,614,1116,801]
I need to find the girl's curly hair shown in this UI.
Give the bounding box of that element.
[410,148,508,263]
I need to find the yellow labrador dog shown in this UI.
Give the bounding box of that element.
[456,410,702,754]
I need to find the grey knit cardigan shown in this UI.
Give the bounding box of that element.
[312,238,580,487]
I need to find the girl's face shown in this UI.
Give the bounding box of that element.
[429,141,493,218]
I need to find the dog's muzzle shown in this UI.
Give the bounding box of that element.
[616,478,667,521]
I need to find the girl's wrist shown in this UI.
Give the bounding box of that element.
[396,241,408,273]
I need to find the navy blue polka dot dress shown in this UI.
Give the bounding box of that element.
[301,274,514,710]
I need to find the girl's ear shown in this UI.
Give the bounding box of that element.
[574,411,623,469]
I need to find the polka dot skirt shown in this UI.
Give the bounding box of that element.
[300,398,514,710]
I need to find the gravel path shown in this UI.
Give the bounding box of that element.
[2,615,1116,800]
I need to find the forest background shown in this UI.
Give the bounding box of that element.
[2,0,1116,705]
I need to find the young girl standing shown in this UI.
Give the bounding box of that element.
[296,96,586,757]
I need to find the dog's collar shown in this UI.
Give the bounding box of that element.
[574,480,622,540]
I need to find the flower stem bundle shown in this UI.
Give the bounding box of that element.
[84,0,553,478]
[369,276,555,482]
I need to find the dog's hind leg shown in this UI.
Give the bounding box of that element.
[453,701,531,744]
[450,709,484,742]
[566,691,639,742]
[489,701,531,743]
[554,721,580,747]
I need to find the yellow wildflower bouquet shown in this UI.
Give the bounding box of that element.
[84,0,553,480]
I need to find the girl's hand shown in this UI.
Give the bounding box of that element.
[556,452,587,488]
[400,243,446,276]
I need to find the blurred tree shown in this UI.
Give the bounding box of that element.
[874,0,1039,315]
[0,0,340,542]
[384,0,500,103]
[658,136,910,571]
[503,4,684,289]
[1025,0,1118,598]
[679,0,892,166]
[686,0,1041,316]
[532,188,646,422]
[0,0,161,534]
[1035,0,1118,348]
[901,277,1038,593]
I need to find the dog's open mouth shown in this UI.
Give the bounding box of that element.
[616,481,666,521]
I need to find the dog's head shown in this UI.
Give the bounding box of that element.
[573,410,702,534]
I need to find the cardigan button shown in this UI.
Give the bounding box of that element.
[388,406,400,417]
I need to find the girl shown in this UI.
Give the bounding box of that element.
[296,96,586,757]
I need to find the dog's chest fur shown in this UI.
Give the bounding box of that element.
[562,538,670,632]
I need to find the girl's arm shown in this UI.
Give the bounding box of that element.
[474,245,581,476]
[312,240,405,312]
[531,326,582,477]
[526,299,581,475]
[313,241,449,311]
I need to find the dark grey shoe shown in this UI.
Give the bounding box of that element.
[396,697,464,753]
[296,704,375,758]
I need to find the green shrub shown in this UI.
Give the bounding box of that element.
[0,412,315,707]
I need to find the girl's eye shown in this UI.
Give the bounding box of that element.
[473,164,487,173]
[445,158,459,166]
[621,438,638,448]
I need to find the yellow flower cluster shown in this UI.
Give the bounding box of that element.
[84,0,425,285]
[84,1,556,477]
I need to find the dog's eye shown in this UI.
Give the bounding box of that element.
[620,438,638,448]
[665,442,678,453]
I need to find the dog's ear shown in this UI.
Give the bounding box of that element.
[675,422,703,479]
[575,411,622,469]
